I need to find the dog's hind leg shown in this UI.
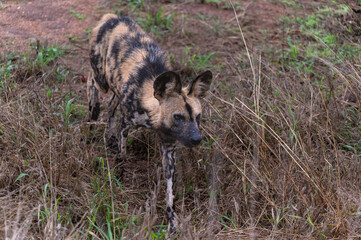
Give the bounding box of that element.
[118,119,129,154]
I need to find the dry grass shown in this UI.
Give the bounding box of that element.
[1,0,361,239]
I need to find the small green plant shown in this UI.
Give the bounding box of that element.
[205,0,242,10]
[34,45,62,67]
[54,95,77,128]
[25,41,66,72]
[85,27,92,40]
[66,33,80,43]
[201,135,217,151]
[220,215,237,230]
[182,47,215,72]
[0,41,66,98]
[64,98,75,125]
[306,209,315,232]
[127,0,144,10]
[263,207,289,228]
[278,3,360,69]
[45,86,52,99]
[0,59,17,95]
[278,0,300,8]
[287,37,299,60]
[0,126,3,138]
[39,183,65,226]
[149,227,167,239]
[69,8,85,20]
[54,66,69,83]
[136,9,174,37]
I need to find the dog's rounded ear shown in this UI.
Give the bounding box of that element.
[188,70,212,99]
[154,71,182,101]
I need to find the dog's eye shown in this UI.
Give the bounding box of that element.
[196,114,201,125]
[173,114,184,121]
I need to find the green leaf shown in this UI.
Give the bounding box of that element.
[89,218,111,240]
[15,173,29,182]
[65,98,75,119]
[44,183,49,198]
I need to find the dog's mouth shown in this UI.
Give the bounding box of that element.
[178,138,202,148]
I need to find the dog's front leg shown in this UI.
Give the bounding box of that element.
[161,143,177,231]
[119,120,129,154]
[107,93,120,150]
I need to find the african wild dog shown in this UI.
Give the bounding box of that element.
[87,14,212,231]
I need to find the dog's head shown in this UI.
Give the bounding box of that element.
[153,70,212,147]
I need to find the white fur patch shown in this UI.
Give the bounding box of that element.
[166,177,174,207]
[131,111,150,127]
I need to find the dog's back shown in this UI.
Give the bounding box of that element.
[89,14,171,122]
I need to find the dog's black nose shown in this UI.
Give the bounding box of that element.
[191,134,202,146]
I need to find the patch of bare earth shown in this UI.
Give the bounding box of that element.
[0,0,100,53]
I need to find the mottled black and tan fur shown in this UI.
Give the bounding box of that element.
[88,14,213,231]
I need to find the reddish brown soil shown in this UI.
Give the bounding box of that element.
[0,0,100,52]
[170,2,234,21]
[0,0,284,55]
[244,0,284,30]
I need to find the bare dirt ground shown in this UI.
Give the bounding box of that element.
[0,0,98,52]
[0,0,282,62]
